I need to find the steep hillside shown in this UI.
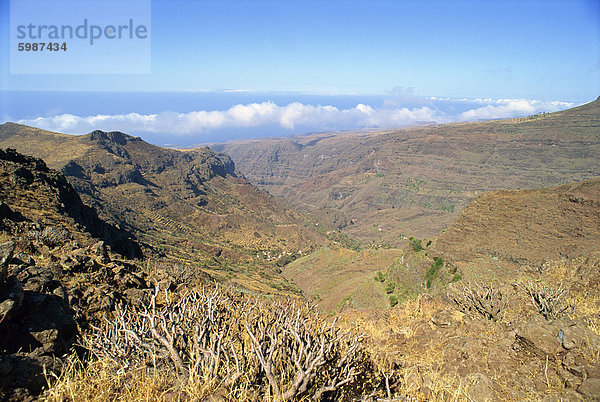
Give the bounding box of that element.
[0,148,152,399]
[432,177,600,285]
[367,177,600,305]
[0,124,329,294]
[214,97,600,245]
[0,148,140,257]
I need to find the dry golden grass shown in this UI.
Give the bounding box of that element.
[45,354,268,402]
[544,257,600,335]
[335,295,474,400]
[45,294,462,401]
[568,292,600,335]
[0,232,12,244]
[45,355,174,401]
[0,125,92,169]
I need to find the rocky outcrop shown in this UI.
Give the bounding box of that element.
[0,233,152,399]
[0,241,75,399]
[0,148,141,258]
[81,130,235,188]
[0,148,153,399]
[514,314,600,394]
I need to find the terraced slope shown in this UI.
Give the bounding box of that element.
[0,124,328,294]
[214,98,600,246]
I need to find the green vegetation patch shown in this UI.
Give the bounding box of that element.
[426,256,444,288]
[409,236,423,252]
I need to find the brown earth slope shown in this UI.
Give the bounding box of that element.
[283,246,404,312]
[214,97,600,246]
[0,125,329,294]
[332,178,600,400]
[432,177,600,285]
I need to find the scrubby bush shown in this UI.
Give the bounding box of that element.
[82,285,368,401]
[146,259,200,286]
[385,281,396,294]
[388,295,399,307]
[27,226,71,248]
[408,237,423,252]
[276,253,299,267]
[374,271,386,282]
[449,282,507,321]
[519,282,574,320]
[425,257,444,288]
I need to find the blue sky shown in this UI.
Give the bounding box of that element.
[0,0,598,144]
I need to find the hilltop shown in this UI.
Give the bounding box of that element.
[213,97,600,246]
[0,124,329,294]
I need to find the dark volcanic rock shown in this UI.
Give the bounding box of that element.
[0,240,14,286]
[0,236,151,398]
[0,259,75,399]
[0,148,154,398]
[0,148,142,258]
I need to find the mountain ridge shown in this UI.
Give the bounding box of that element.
[213,97,600,245]
[0,124,329,294]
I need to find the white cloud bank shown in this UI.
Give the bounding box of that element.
[459,99,574,120]
[17,98,574,138]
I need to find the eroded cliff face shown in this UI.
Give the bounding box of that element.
[215,98,600,245]
[0,148,141,257]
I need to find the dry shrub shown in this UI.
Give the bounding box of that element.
[77,284,368,401]
[27,226,71,248]
[448,282,507,321]
[519,282,573,320]
[145,259,200,287]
